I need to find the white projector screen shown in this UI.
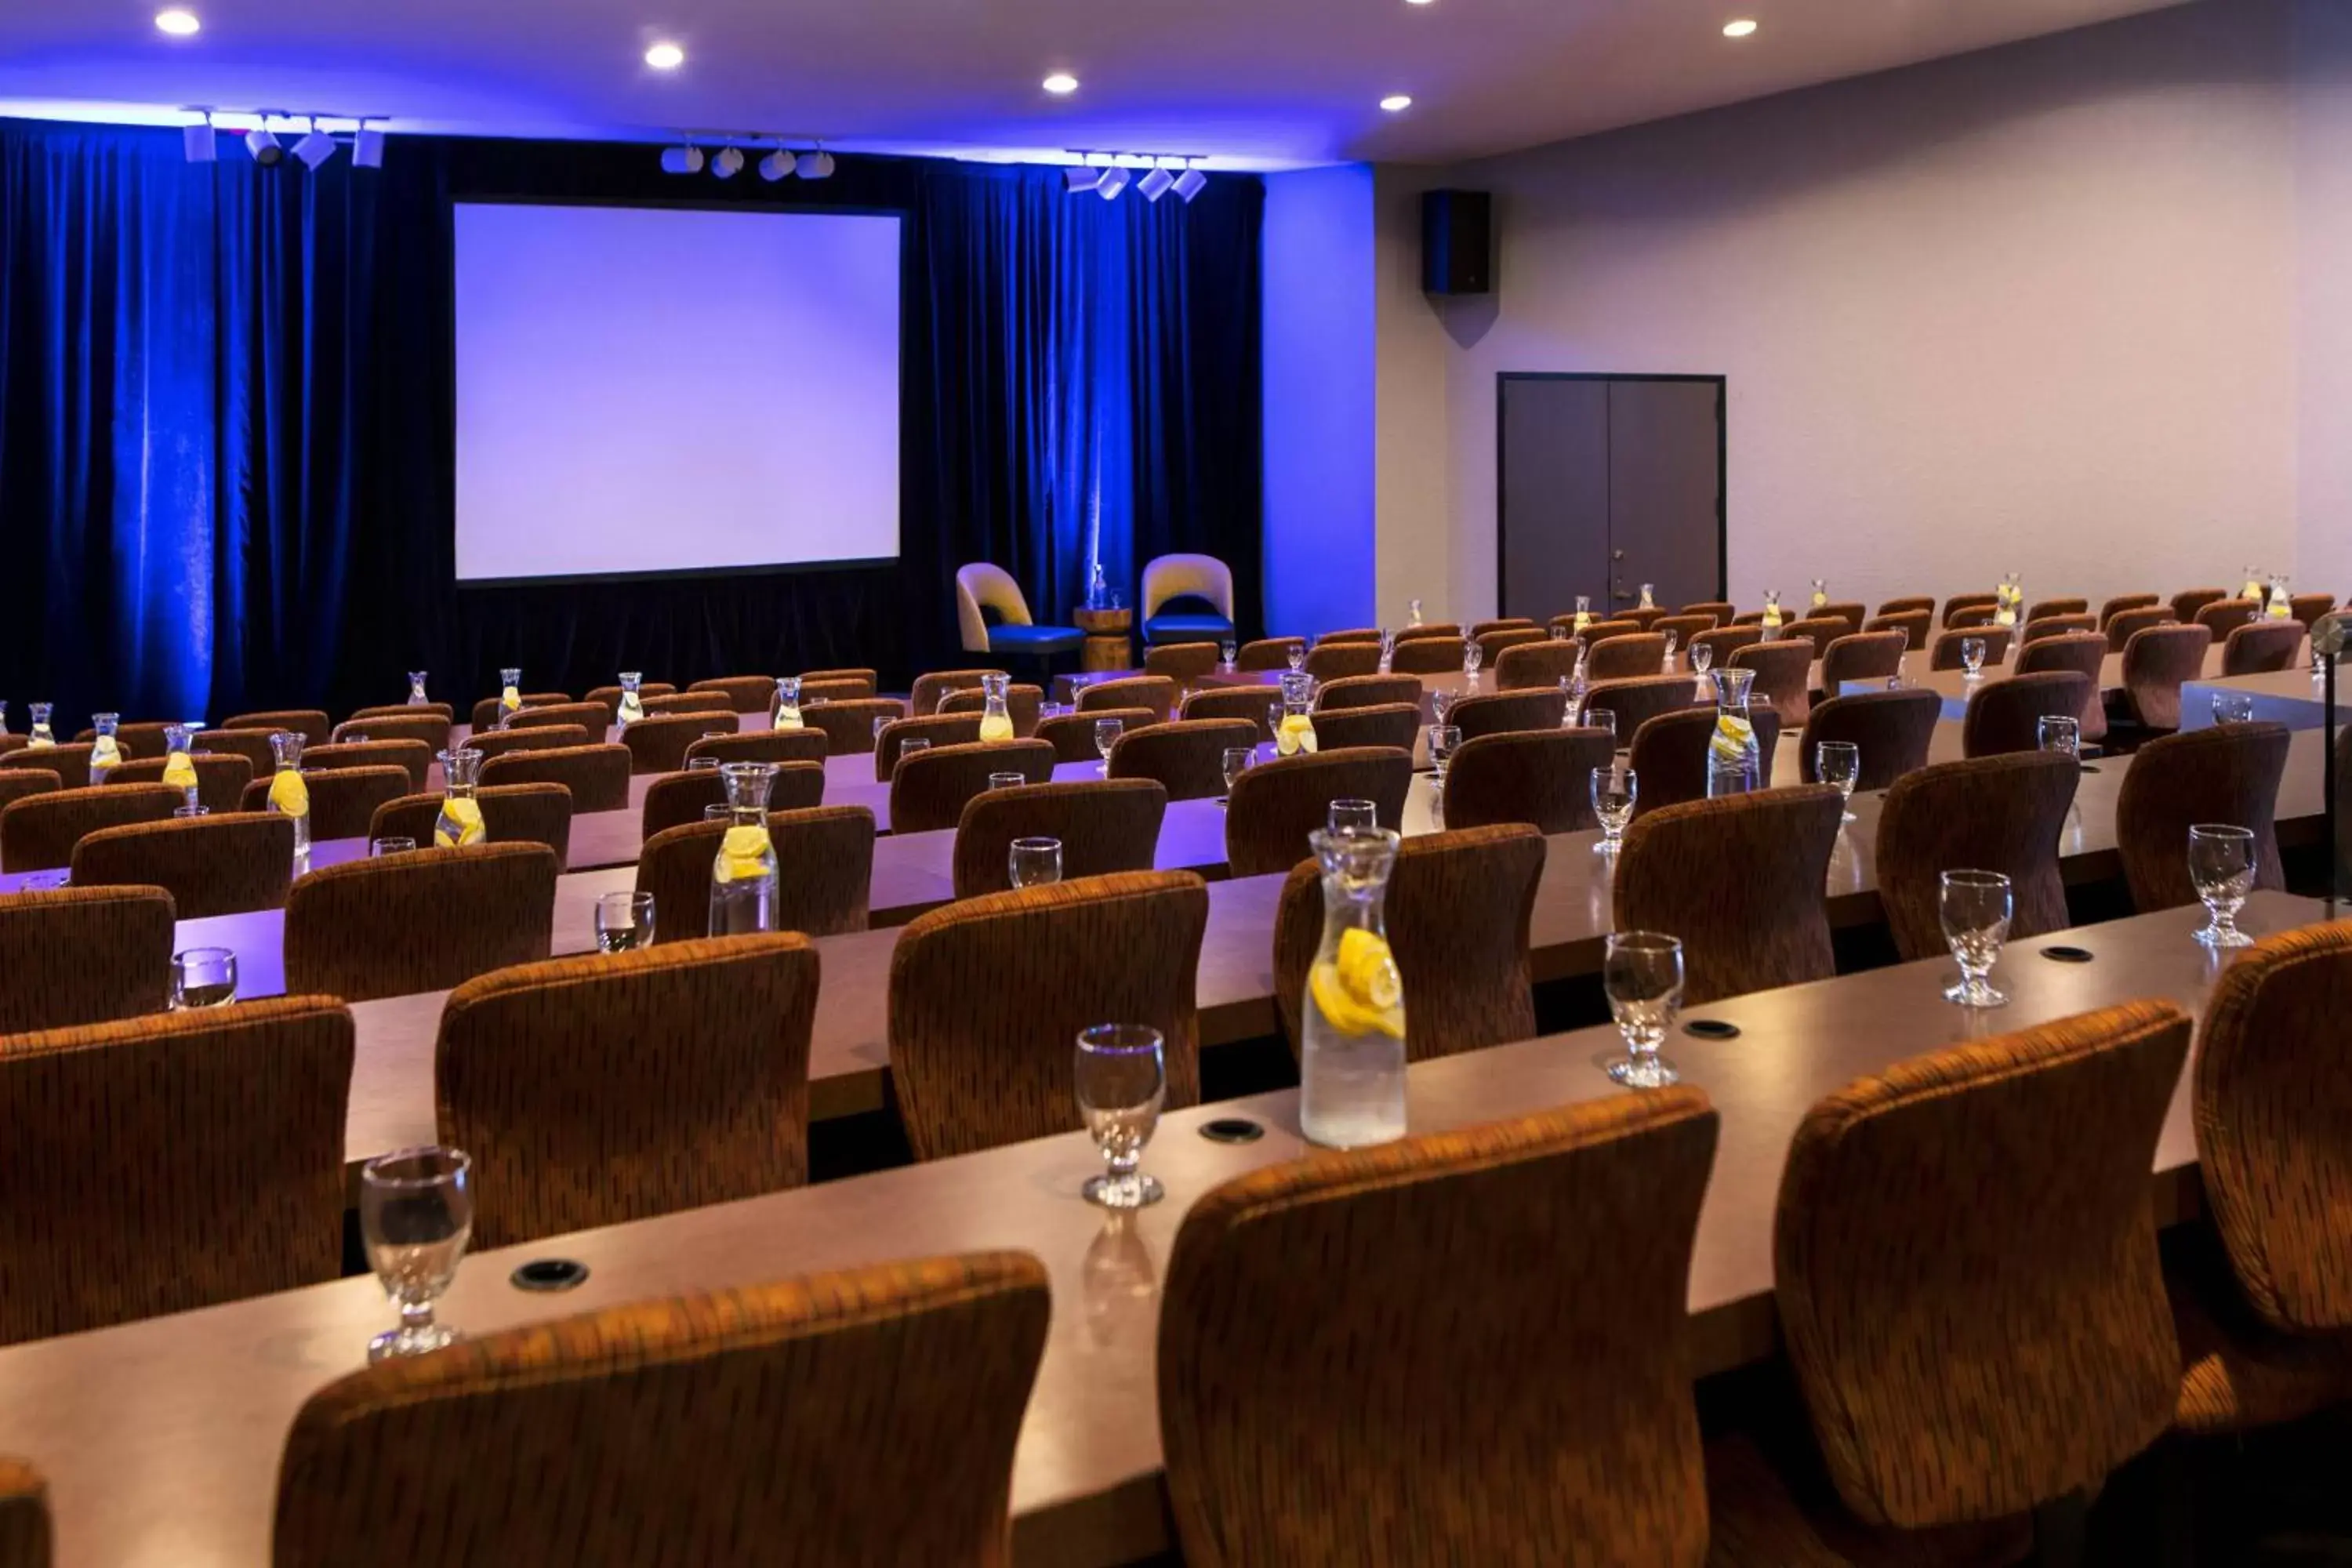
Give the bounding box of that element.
[452,201,902,583]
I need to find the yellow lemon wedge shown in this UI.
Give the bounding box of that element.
[89,737,120,774]
[1709,713,1753,764]
[1310,930,1405,1039]
[713,824,772,884]
[267,769,310,817]
[500,685,521,711]
[162,751,198,789]
[977,714,1014,742]
[1276,713,1317,757]
[433,796,484,848]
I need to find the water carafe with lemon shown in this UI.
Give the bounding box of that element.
[497,668,523,728]
[771,677,803,731]
[1759,591,1784,637]
[267,732,310,862]
[615,672,645,728]
[709,762,780,935]
[434,748,487,847]
[26,703,54,750]
[88,713,122,782]
[976,673,1015,742]
[1275,671,1318,757]
[1299,826,1407,1148]
[1706,666,1761,797]
[161,723,199,808]
[407,671,430,706]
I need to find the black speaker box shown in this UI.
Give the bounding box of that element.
[1421,189,1492,296]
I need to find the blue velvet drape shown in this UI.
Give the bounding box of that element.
[0,120,1262,723]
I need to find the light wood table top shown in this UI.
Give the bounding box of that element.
[0,891,2331,1568]
[1893,644,2227,720]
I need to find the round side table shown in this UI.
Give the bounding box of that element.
[1074,607,1134,673]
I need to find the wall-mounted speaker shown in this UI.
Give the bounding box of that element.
[1421,189,1491,296]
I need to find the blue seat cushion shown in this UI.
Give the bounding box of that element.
[1145,612,1236,644]
[988,623,1083,655]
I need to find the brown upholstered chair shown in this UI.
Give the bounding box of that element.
[2222,619,2305,676]
[1863,610,1931,652]
[1817,631,1906,693]
[889,870,1207,1159]
[638,763,823,840]
[634,808,873,942]
[479,743,631,812]
[938,682,1045,735]
[0,771,56,814]
[1388,636,1465,676]
[0,887,175,1034]
[582,683,677,723]
[0,783,183,873]
[684,729,830,769]
[908,669,1003,717]
[1439,728,1614,835]
[687,675,782,713]
[328,713,451,753]
[2170,587,2229,623]
[1308,704,1420,753]
[1926,626,2012,673]
[1578,675,1698,740]
[1162,1091,1719,1566]
[1817,601,1868,637]
[350,702,457,724]
[0,1459,43,1567]
[1446,688,1566,741]
[1075,676,1177,724]
[1797,689,1941,789]
[103,752,253,814]
[500,702,611,736]
[1721,1001,2187,1549]
[181,730,271,779]
[1469,617,1537,638]
[888,740,1058,835]
[1653,613,1718,648]
[2288,593,2337,631]
[1959,670,2092,759]
[1493,639,1578,691]
[2,745,95,792]
[69,814,294,918]
[2171,924,2352,1436]
[436,934,818,1248]
[1583,632,1668,681]
[620,713,738,775]
[68,721,178,760]
[238,766,412,841]
[1181,687,1279,743]
[1108,720,1257,801]
[1036,708,1154,765]
[1393,622,1463,644]
[270,1255,1050,1568]
[1873,753,2077,962]
[1272,825,1545,1061]
[2016,631,2110,744]
[1625,705,1784,817]
[799,666,880,692]
[0,996,350,1345]
[1613,785,1842,1004]
[2099,593,2161,626]
[2114,623,2213,733]
[1475,626,1548,664]
[2194,597,2263,639]
[798,699,906,758]
[950,779,1167,897]
[368,785,576,869]
[1683,599,1738,622]
[800,677,877,708]
[1313,674,1418,712]
[1940,593,1998,627]
[1876,595,1936,618]
[2114,722,2288,912]
[459,724,593,762]
[1225,748,1414,878]
[1946,606,2000,631]
[1143,641,1222,682]
[299,739,432,792]
[2024,597,2089,622]
[283,843,557,1004]
[2103,605,2176,652]
[2020,613,2098,644]
[468,693,572,731]
[637,691,732,720]
[1776,618,1848,660]
[1235,637,1305,671]
[1691,625,1762,670]
[1305,641,1381,681]
[222,708,330,746]
[1729,639,1815,727]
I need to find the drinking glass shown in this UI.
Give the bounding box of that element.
[1960,637,1987,677]
[2037,715,2080,758]
[341,732,369,746]
[2210,691,2256,727]
[1010,836,1063,888]
[1661,630,1679,664]
[1939,869,2013,1007]
[170,946,238,1009]
[1690,641,1715,677]
[873,715,891,744]
[704,804,734,821]
[370,835,417,857]
[2187,824,2257,947]
[1430,688,1456,724]
[1462,638,1483,678]
[1221,746,1252,796]
[989,771,1026,791]
[1603,932,1683,1088]
[1075,1025,1165,1208]
[1094,717,1123,775]
[1328,798,1377,833]
[1220,641,1237,669]
[360,1146,472,1361]
[595,890,655,953]
[1815,740,1860,821]
[686,756,720,771]
[1426,723,1461,783]
[1584,707,1617,742]
[1889,654,1911,690]
[1592,765,1636,853]
[173,804,210,819]
[898,737,931,761]
[1287,644,1307,673]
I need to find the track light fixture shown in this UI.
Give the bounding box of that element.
[659,143,706,174]
[352,121,385,169]
[1094,165,1130,200]
[183,111,216,163]
[1172,165,1208,203]
[292,121,337,169]
[1065,165,1101,192]
[1137,166,1174,201]
[245,125,281,165]
[710,146,744,179]
[1066,152,1209,202]
[798,148,835,180]
[181,108,388,168]
[759,146,796,181]
[662,137,835,179]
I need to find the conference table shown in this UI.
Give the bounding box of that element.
[0,887,2334,1568]
[2180,666,2346,732]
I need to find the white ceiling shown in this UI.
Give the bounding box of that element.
[0,0,2193,169]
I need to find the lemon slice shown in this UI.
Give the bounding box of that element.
[1277,713,1317,757]
[162,751,198,790]
[267,770,310,818]
[1311,929,1405,1038]
[434,796,484,848]
[1709,713,1753,763]
[713,824,772,884]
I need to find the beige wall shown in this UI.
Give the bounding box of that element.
[1374,0,2328,622]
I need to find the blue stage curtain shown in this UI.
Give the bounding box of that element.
[0,122,1262,720]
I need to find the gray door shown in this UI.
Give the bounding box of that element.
[1497,378,1609,624]
[1606,380,1722,614]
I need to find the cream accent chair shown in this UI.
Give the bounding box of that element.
[1140,554,1237,647]
[953,564,1083,659]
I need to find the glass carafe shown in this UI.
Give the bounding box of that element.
[1562,641,1590,723]
[1573,594,1592,633]
[1639,583,1657,611]
[497,667,522,728]
[1087,560,1109,611]
[267,731,310,861]
[88,713,122,782]
[1759,591,1783,634]
[434,748,486,848]
[161,723,199,808]
[770,676,801,731]
[710,763,780,935]
[2241,565,2265,601]
[2267,575,2293,619]
[1809,578,1828,611]
[615,672,645,728]
[1995,575,2020,627]
[1299,827,1407,1149]
[1706,666,1761,797]
[407,671,429,706]
[26,702,53,750]
[977,673,1015,742]
[1407,597,1425,626]
[1276,670,1317,757]
[0,702,9,739]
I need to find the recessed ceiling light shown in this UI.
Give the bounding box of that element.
[1043,72,1080,95]
[1406,0,1436,6]
[1722,18,1759,37]
[154,9,201,36]
[644,41,685,70]
[1380,94,1413,113]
